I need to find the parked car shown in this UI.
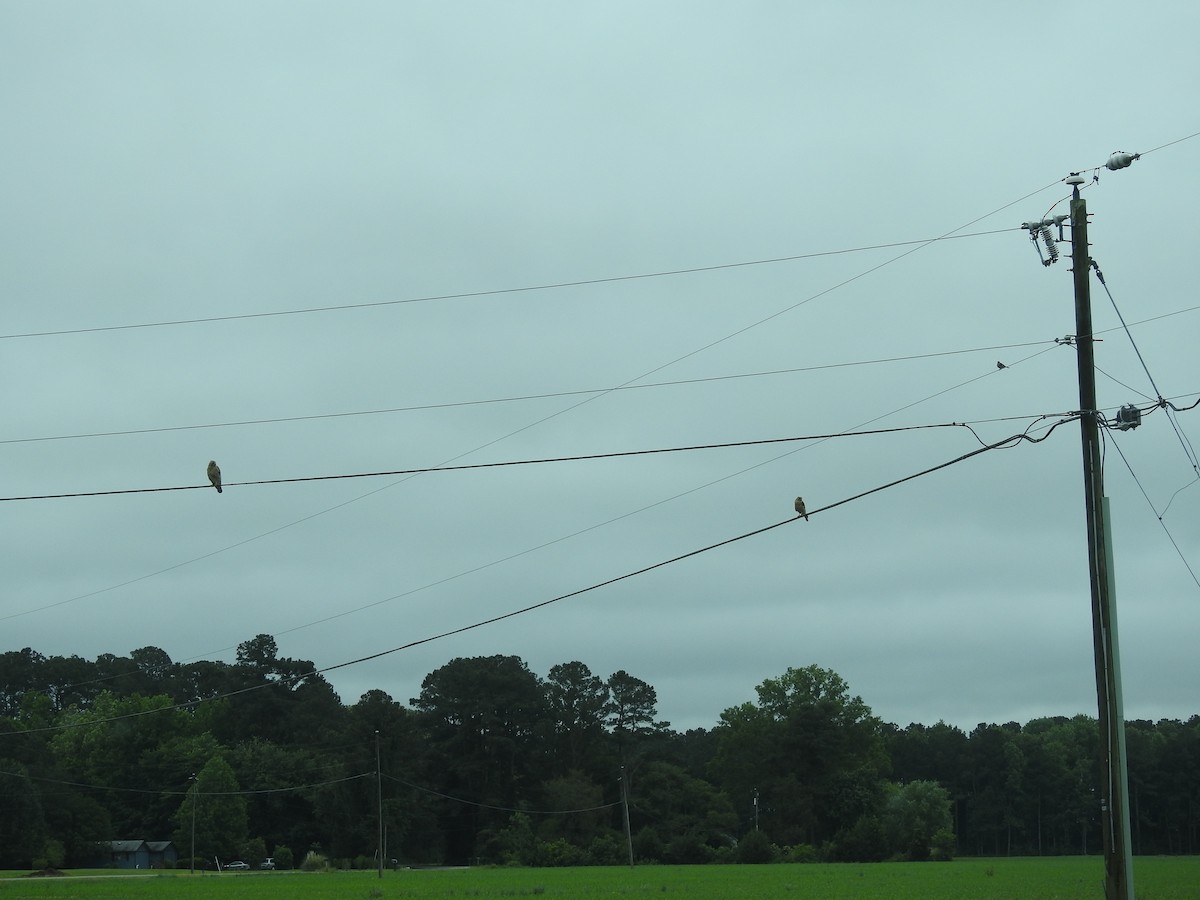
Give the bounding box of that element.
[259,858,276,870]
[225,861,250,870]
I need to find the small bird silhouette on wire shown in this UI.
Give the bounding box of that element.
[794,496,808,521]
[996,361,1007,369]
[207,460,223,494]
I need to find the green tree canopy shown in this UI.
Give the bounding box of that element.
[173,754,248,862]
[882,779,953,860]
[545,661,610,777]
[711,665,886,846]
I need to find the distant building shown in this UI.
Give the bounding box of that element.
[102,840,178,869]
[147,841,179,868]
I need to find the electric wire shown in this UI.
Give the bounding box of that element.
[18,756,624,822]
[0,338,1059,447]
[0,228,1020,342]
[1161,478,1200,519]
[8,139,1198,735]
[4,342,1074,646]
[0,175,1078,633]
[0,172,1098,694]
[9,139,1200,763]
[3,419,1070,736]
[313,421,1075,678]
[1106,434,1200,591]
[1095,365,1154,402]
[0,423,980,504]
[38,403,1091,706]
[1093,262,1200,479]
[627,181,1062,385]
[0,768,373,797]
[1138,129,1200,158]
[5,130,1196,344]
[1,178,1077,634]
[8,338,1089,729]
[381,772,619,815]
[1036,129,1200,226]
[15,298,1191,449]
[1067,130,1200,189]
[48,399,1076,704]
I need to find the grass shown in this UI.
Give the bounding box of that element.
[0,858,1198,899]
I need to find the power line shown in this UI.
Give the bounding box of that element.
[1106,434,1200,591]
[4,327,1097,703]
[1138,129,1200,158]
[381,772,619,815]
[7,297,1190,448]
[1,344,1079,641]
[314,420,1075,678]
[10,300,1197,449]
[278,411,1076,675]
[8,130,1197,345]
[0,397,1048,627]
[2,174,1080,633]
[0,228,1019,342]
[30,399,1089,701]
[1093,262,1168,401]
[0,423,975,503]
[0,177,1086,634]
[8,142,1197,723]
[0,768,372,797]
[238,350,1166,662]
[1093,262,1200,480]
[1057,130,1200,192]
[0,338,1059,446]
[4,421,1070,736]
[33,403,1081,697]
[1096,365,1154,402]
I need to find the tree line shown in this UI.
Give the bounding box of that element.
[0,636,1197,869]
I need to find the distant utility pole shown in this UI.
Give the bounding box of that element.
[620,767,634,868]
[375,731,384,880]
[1066,174,1134,900]
[189,773,197,876]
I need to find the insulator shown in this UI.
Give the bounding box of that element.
[1039,225,1059,264]
[1105,151,1136,171]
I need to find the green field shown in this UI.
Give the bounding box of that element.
[1,858,1199,899]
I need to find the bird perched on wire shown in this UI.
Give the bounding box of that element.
[794,496,808,521]
[996,361,1007,369]
[207,460,223,494]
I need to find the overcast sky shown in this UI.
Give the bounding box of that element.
[2,2,1197,737]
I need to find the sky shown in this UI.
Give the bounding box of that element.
[2,2,1198,737]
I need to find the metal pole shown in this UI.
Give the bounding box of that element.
[1069,189,1133,900]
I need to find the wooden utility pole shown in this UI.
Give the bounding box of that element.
[620,766,634,867]
[1067,181,1134,900]
[189,773,197,875]
[375,731,384,880]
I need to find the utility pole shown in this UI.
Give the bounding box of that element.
[1067,177,1134,900]
[375,731,384,880]
[620,766,634,867]
[189,773,197,876]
